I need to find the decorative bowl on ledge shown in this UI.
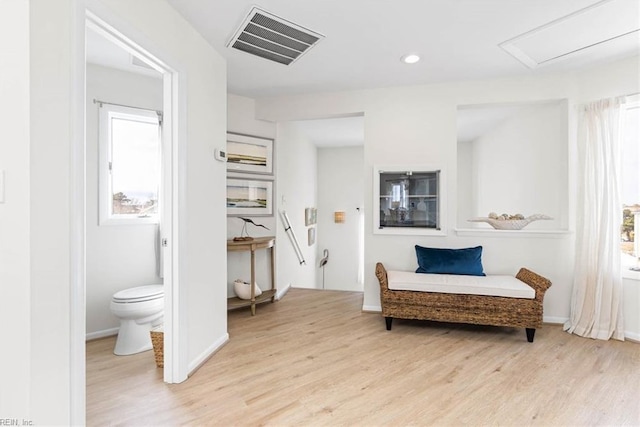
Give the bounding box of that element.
[468,213,552,230]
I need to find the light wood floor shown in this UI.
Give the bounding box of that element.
[87,288,640,426]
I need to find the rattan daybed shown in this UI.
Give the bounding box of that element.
[375,262,552,342]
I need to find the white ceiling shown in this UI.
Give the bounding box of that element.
[87,0,639,147]
[165,0,640,99]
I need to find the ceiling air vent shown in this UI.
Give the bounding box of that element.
[227,7,324,65]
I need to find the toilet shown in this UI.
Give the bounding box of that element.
[110,284,164,356]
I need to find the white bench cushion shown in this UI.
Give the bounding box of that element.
[387,270,535,299]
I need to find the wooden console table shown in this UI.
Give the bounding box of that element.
[226,236,276,315]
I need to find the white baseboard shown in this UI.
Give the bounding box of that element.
[543,317,639,341]
[86,327,119,341]
[362,304,382,313]
[276,283,291,300]
[543,316,569,325]
[188,333,229,376]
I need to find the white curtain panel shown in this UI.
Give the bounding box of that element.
[564,97,625,341]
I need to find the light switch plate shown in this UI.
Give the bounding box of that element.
[214,148,227,162]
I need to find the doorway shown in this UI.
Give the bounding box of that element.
[84,11,180,383]
[290,116,365,292]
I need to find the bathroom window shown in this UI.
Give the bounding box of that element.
[373,166,446,236]
[99,103,162,225]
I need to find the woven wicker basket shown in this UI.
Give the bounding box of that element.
[150,328,164,368]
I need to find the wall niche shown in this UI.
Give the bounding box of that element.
[456,99,569,232]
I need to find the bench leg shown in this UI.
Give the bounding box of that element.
[526,328,535,342]
[385,317,393,331]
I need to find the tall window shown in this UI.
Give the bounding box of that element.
[621,99,640,272]
[99,103,161,225]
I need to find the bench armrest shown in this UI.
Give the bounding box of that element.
[516,268,552,302]
[375,262,389,291]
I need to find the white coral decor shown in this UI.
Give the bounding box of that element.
[233,279,262,300]
[468,213,552,230]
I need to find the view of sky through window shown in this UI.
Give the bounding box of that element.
[110,116,160,216]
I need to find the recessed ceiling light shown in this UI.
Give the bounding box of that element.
[401,53,420,64]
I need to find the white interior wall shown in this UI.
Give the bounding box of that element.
[254,55,640,339]
[316,146,364,291]
[465,101,568,230]
[276,122,318,289]
[0,1,30,419]
[28,0,83,422]
[456,141,473,229]
[226,94,277,297]
[7,0,230,422]
[85,63,163,337]
[228,94,276,143]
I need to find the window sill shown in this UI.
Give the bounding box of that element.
[454,228,571,239]
[375,227,447,237]
[622,268,640,281]
[99,216,159,226]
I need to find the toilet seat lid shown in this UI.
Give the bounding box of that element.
[113,284,164,303]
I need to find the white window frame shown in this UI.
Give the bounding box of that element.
[620,98,640,281]
[98,103,161,225]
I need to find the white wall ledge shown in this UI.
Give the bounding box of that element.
[454,228,572,239]
[622,268,640,281]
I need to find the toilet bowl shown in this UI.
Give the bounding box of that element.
[110,284,164,356]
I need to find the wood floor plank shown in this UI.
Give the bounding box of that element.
[87,288,640,426]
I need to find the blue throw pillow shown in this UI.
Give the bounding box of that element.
[415,245,485,276]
